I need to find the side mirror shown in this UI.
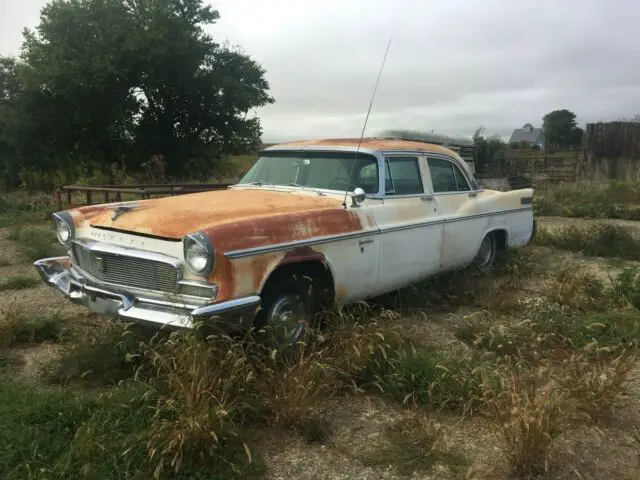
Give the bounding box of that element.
[350,187,366,207]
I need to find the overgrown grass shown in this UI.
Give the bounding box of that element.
[481,351,636,477]
[534,222,640,260]
[0,378,263,480]
[535,180,640,220]
[6,224,61,261]
[0,192,54,227]
[45,322,157,387]
[2,237,638,478]
[360,343,496,415]
[359,412,468,475]
[0,275,39,291]
[611,266,640,309]
[0,303,64,347]
[454,289,640,360]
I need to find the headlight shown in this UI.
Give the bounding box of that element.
[53,212,74,246]
[183,232,215,276]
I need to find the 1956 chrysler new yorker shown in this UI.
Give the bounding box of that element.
[35,136,536,347]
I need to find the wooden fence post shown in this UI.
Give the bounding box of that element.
[55,189,62,211]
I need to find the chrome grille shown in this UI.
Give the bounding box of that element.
[72,242,179,293]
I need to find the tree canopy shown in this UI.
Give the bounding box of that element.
[0,0,274,189]
[542,109,584,149]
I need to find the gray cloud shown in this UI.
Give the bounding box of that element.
[2,0,639,143]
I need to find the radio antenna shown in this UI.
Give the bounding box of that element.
[342,37,392,208]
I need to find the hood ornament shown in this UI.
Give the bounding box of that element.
[111,204,137,221]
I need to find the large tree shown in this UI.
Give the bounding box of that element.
[7,0,274,183]
[542,109,584,149]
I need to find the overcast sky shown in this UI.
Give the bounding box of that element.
[2,0,639,142]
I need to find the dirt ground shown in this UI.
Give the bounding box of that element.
[1,217,640,480]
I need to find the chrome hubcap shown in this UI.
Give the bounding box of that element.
[267,294,306,348]
[475,236,495,268]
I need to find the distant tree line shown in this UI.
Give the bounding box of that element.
[473,108,590,175]
[0,0,274,191]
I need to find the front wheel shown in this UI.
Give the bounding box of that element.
[254,272,318,352]
[471,233,498,274]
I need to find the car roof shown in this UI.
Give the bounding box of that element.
[265,137,460,157]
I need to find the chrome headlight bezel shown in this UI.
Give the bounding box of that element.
[53,212,74,247]
[183,231,215,276]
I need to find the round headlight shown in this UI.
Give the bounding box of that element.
[53,214,73,246]
[186,242,210,274]
[184,232,214,276]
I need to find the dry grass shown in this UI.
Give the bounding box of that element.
[135,330,257,479]
[534,222,640,260]
[480,350,636,477]
[541,267,609,312]
[359,411,467,475]
[557,352,638,421]
[534,180,640,220]
[0,275,40,291]
[0,302,63,348]
[2,203,640,479]
[6,224,62,261]
[481,358,571,477]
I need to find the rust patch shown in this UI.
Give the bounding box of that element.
[280,246,325,265]
[269,137,459,157]
[207,251,236,302]
[80,189,355,240]
[207,207,364,253]
[248,254,275,293]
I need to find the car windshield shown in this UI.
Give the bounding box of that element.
[237,151,380,194]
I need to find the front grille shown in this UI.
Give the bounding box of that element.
[72,242,179,293]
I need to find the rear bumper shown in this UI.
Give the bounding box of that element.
[34,256,260,331]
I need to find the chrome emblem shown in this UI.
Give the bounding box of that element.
[111,204,136,221]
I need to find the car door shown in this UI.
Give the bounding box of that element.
[425,156,486,271]
[369,154,445,295]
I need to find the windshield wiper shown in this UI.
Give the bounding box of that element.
[244,181,263,186]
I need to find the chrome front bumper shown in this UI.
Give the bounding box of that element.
[34,256,261,331]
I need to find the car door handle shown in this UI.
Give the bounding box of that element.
[358,238,374,246]
[421,195,434,201]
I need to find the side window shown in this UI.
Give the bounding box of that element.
[428,157,471,193]
[452,164,471,191]
[384,156,423,195]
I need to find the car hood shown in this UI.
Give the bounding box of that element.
[71,188,349,239]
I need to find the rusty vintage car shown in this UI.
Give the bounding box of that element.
[34,135,536,347]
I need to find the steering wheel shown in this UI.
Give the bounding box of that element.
[329,177,357,191]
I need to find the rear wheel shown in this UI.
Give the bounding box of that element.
[472,233,498,274]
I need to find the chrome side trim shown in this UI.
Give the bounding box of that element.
[192,296,261,318]
[224,228,379,259]
[379,219,444,233]
[224,207,533,258]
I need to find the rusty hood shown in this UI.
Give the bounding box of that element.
[71,188,353,240]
